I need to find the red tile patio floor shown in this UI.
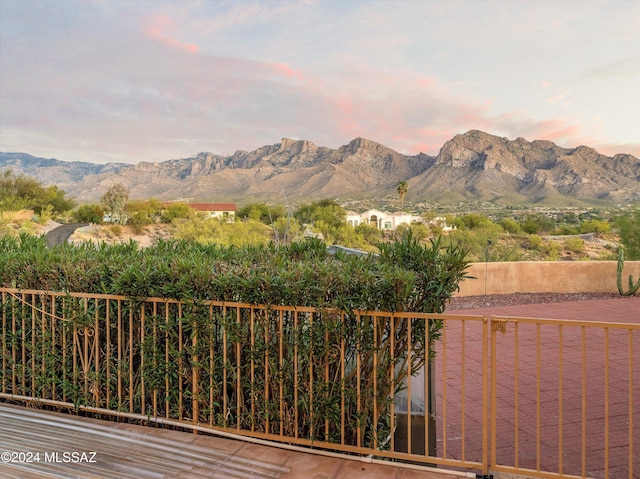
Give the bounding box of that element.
[437,295,639,479]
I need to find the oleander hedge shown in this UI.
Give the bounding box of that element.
[1,231,469,452]
[0,232,469,315]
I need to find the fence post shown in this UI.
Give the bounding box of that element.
[192,319,199,434]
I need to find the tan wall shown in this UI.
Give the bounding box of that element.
[456,261,640,296]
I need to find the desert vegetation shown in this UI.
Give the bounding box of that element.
[0,170,75,236]
[1,174,639,262]
[1,231,470,449]
[1,173,638,451]
[67,192,638,262]
[0,232,468,311]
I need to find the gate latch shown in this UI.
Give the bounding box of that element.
[491,318,507,333]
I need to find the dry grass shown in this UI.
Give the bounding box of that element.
[70,224,174,248]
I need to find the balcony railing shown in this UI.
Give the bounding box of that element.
[1,288,636,478]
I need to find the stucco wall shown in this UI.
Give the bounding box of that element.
[456,261,640,296]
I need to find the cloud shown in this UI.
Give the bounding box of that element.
[2,27,635,164]
[1,0,638,164]
[495,114,580,142]
[582,55,640,79]
[546,94,569,106]
[143,13,199,53]
[272,63,300,79]
[488,114,640,157]
[592,142,640,158]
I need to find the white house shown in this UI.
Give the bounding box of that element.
[346,209,455,232]
[427,216,456,232]
[346,209,419,230]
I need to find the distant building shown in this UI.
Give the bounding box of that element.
[163,202,237,221]
[346,209,418,230]
[188,203,237,220]
[345,209,455,232]
[427,216,456,233]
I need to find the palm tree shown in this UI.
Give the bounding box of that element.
[396,181,408,211]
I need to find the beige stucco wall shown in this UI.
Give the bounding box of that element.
[456,261,640,296]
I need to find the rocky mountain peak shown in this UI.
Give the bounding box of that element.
[278,138,318,155]
[436,131,490,168]
[1,131,638,204]
[573,145,600,158]
[343,137,387,154]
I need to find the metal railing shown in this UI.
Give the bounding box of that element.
[1,288,636,478]
[0,288,488,473]
[490,315,638,479]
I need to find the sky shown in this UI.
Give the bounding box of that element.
[1,0,639,165]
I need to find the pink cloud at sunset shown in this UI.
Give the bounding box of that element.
[596,143,640,158]
[505,117,582,144]
[272,63,304,81]
[0,1,638,165]
[143,14,199,54]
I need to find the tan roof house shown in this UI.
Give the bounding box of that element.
[163,203,237,221]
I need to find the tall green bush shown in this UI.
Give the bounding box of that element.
[0,232,470,452]
[616,210,640,260]
[0,170,75,215]
[73,204,104,223]
[0,232,469,315]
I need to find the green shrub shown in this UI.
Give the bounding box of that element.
[173,217,272,247]
[0,170,75,215]
[499,218,521,234]
[557,225,579,235]
[237,202,286,224]
[160,202,194,222]
[521,214,554,234]
[543,241,563,260]
[377,231,470,314]
[616,210,640,260]
[564,237,585,254]
[580,219,611,235]
[73,203,104,223]
[0,231,470,451]
[528,234,543,251]
[0,232,469,315]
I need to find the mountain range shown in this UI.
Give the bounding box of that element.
[1,130,639,206]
